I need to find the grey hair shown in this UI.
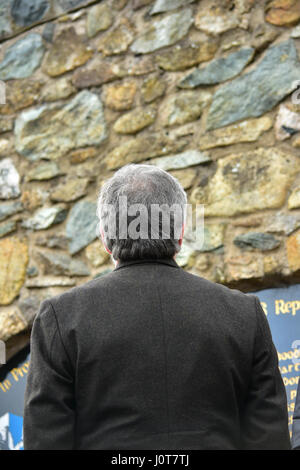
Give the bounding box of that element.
[97,164,187,261]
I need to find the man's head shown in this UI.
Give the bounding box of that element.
[97,164,187,262]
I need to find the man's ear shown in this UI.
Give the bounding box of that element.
[178,223,185,247]
[100,227,112,255]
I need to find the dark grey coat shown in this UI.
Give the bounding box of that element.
[23,257,291,450]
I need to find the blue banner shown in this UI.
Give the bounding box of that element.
[0,347,29,450]
[254,284,300,436]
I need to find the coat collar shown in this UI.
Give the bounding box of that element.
[113,257,180,271]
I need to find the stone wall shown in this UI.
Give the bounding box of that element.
[1,0,300,359]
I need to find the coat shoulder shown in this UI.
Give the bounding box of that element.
[180,269,258,318]
[44,270,117,319]
[182,268,257,301]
